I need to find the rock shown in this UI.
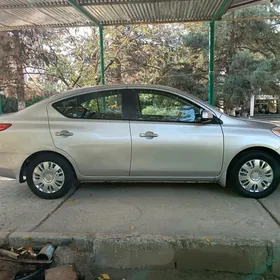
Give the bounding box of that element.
[54,246,95,279]
[0,271,15,280]
[45,264,78,280]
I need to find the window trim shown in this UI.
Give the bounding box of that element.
[52,90,126,121]
[129,89,221,125]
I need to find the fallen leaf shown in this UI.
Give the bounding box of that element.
[101,274,110,280]
[130,226,135,231]
[71,248,80,253]
[24,236,32,241]
[17,247,24,251]
[205,238,211,243]
[68,199,76,203]
[20,250,27,255]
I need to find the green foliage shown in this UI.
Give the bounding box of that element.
[183,1,280,109]
[2,0,280,111]
[1,94,50,113]
[25,95,50,107]
[1,95,18,113]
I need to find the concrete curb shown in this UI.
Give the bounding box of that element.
[2,232,280,277]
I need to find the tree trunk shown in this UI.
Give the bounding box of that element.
[13,31,25,111]
[115,58,122,84]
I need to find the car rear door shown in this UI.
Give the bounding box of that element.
[47,89,131,177]
[129,88,224,178]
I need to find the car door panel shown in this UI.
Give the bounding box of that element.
[130,121,223,177]
[47,90,131,177]
[129,89,224,177]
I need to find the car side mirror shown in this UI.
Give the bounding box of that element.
[201,110,214,122]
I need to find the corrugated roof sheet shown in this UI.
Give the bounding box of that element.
[0,0,270,30]
[228,0,269,10]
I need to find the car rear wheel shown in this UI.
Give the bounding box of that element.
[26,154,74,199]
[229,151,280,198]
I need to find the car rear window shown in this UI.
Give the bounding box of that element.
[52,91,123,120]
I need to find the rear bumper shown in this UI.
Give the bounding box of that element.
[0,153,27,180]
[0,167,16,179]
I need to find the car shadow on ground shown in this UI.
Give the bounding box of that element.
[79,182,240,198]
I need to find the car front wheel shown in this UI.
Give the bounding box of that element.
[229,151,280,198]
[26,154,74,199]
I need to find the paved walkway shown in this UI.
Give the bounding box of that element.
[1,177,280,239]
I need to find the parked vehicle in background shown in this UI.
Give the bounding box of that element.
[0,85,280,199]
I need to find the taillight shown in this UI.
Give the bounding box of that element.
[0,124,12,131]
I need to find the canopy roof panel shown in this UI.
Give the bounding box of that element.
[0,0,269,30]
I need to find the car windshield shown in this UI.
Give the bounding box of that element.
[175,89,223,116]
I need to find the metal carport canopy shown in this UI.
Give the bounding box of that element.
[0,0,270,108]
[0,0,269,30]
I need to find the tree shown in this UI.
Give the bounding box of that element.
[183,0,280,109]
[0,31,26,110]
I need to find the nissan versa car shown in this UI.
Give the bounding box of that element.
[0,85,280,199]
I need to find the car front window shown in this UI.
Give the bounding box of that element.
[136,90,202,123]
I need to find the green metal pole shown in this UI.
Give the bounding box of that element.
[0,95,2,115]
[67,0,101,27]
[99,26,106,112]
[99,26,105,86]
[208,0,231,105]
[66,1,106,107]
[208,21,215,106]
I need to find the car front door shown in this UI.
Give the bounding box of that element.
[129,89,224,178]
[48,89,131,177]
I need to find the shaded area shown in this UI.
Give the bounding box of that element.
[33,182,280,238]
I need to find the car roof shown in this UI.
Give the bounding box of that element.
[47,84,193,102]
[24,84,221,117]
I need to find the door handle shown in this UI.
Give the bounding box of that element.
[139,131,158,139]
[55,130,73,137]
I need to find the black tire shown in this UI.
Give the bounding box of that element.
[26,153,75,199]
[228,151,280,198]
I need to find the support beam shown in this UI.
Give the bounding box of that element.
[250,95,255,117]
[67,0,102,28]
[67,0,106,86]
[99,26,105,85]
[208,21,215,106]
[99,26,106,111]
[208,0,232,105]
[0,95,2,115]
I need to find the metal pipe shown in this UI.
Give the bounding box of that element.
[99,26,106,112]
[208,20,215,106]
[37,244,55,261]
[67,0,101,28]
[99,26,105,86]
[0,95,2,115]
[67,0,106,89]
[208,0,231,105]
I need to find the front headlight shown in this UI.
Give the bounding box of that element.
[271,127,280,137]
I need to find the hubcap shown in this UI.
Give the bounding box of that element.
[32,161,65,193]
[238,159,273,193]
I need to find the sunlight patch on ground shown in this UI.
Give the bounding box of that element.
[0,177,14,181]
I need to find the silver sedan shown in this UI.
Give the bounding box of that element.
[0,85,280,199]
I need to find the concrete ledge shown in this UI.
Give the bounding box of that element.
[2,233,275,276]
[93,235,175,269]
[271,241,280,277]
[0,232,9,246]
[174,237,269,274]
[8,232,93,250]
